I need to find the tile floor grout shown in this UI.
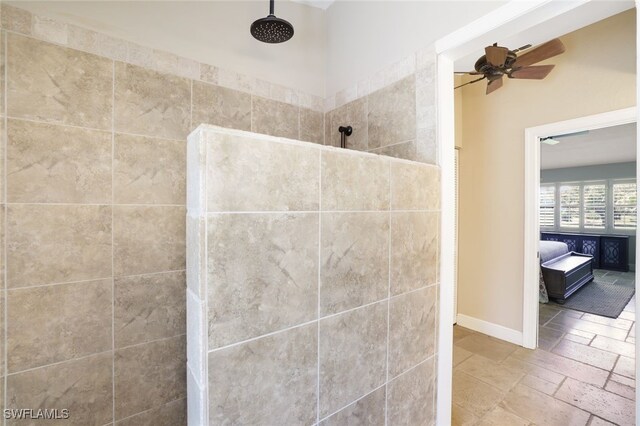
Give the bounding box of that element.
[452,269,636,425]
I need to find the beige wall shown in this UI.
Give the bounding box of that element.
[457,10,636,332]
[187,125,440,424]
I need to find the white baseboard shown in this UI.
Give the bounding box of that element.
[456,314,523,346]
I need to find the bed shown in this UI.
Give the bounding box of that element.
[539,241,568,303]
[539,240,594,304]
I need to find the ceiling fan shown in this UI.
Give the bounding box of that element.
[455,38,566,94]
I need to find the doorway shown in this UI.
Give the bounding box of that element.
[435,2,639,425]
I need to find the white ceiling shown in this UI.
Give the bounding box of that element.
[291,0,335,10]
[454,0,634,72]
[541,123,637,170]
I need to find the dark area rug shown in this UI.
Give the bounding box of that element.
[549,276,635,318]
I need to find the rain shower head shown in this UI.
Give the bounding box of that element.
[251,0,294,44]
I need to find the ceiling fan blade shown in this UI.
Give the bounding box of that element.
[454,71,483,75]
[485,45,509,67]
[486,77,503,95]
[454,75,486,89]
[510,65,555,79]
[513,38,565,67]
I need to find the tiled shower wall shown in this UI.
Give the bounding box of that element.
[0,5,323,425]
[0,3,440,425]
[324,51,437,164]
[187,126,440,425]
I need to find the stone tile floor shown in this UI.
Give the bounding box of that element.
[452,270,636,426]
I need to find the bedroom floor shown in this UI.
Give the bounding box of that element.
[452,270,636,425]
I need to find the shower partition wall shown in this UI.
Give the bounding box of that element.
[187,125,440,425]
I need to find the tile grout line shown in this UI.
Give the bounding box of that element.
[384,157,391,426]
[5,333,187,378]
[111,57,116,424]
[2,115,187,143]
[3,27,8,426]
[316,148,321,424]
[5,269,186,292]
[111,396,186,424]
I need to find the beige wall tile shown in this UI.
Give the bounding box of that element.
[32,15,68,45]
[208,324,317,425]
[300,107,324,145]
[416,127,438,164]
[191,81,251,131]
[199,64,218,84]
[327,98,368,151]
[114,133,186,205]
[388,359,435,425]
[113,205,185,276]
[320,212,388,315]
[390,211,438,295]
[7,204,112,288]
[0,31,4,118]
[114,62,191,139]
[207,213,318,349]
[371,140,417,162]
[7,279,112,372]
[115,271,186,348]
[114,335,186,420]
[0,119,4,204]
[116,398,186,426]
[389,286,436,377]
[416,65,436,130]
[319,301,387,418]
[319,386,385,426]
[501,383,590,426]
[321,150,389,211]
[206,132,319,212]
[7,119,112,203]
[367,76,416,149]
[390,160,440,210]
[251,96,299,139]
[1,5,32,35]
[6,353,113,425]
[7,34,112,130]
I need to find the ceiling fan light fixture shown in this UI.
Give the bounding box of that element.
[541,137,561,146]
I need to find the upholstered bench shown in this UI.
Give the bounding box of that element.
[541,252,594,303]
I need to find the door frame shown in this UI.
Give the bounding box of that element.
[434,1,639,424]
[522,107,637,349]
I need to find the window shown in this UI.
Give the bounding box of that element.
[613,182,637,229]
[540,179,637,232]
[583,184,606,229]
[559,184,580,228]
[539,185,555,228]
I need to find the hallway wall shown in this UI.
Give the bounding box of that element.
[457,10,637,333]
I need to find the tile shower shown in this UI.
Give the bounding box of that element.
[0,3,440,425]
[187,126,440,424]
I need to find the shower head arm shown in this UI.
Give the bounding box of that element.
[270,0,274,15]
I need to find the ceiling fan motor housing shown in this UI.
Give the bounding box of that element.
[474,50,517,75]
